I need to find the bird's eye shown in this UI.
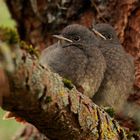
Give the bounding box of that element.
[106,34,112,40]
[102,32,112,40]
[73,36,80,41]
[101,32,112,40]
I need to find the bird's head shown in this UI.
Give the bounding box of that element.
[92,23,120,44]
[53,24,98,48]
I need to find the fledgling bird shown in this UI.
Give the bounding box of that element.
[92,23,135,113]
[40,24,106,98]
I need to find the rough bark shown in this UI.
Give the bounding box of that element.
[0,28,126,140]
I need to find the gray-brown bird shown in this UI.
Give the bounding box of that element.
[40,24,106,98]
[92,23,135,113]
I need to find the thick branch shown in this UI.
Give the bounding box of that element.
[0,29,126,140]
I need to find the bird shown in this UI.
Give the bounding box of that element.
[91,23,135,113]
[39,24,107,98]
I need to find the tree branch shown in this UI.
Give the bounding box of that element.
[0,28,126,140]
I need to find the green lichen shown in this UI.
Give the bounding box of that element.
[0,26,19,44]
[62,78,73,90]
[46,96,52,103]
[104,107,115,118]
[20,41,39,58]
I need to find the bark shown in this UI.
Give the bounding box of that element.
[0,28,126,139]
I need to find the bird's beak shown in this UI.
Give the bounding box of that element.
[92,28,107,40]
[53,35,73,43]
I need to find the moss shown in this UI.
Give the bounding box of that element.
[62,78,73,90]
[104,107,115,117]
[0,26,19,44]
[46,96,52,103]
[20,41,39,58]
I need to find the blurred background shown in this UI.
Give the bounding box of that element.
[0,0,23,139]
